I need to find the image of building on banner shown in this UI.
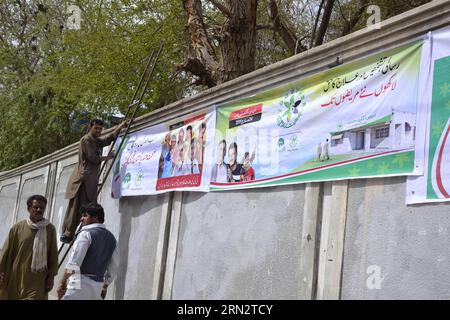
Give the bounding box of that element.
[111,111,215,197]
[329,110,416,156]
[211,41,424,191]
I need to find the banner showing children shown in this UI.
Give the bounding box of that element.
[156,114,212,191]
[406,27,450,204]
[211,42,424,191]
[111,111,215,197]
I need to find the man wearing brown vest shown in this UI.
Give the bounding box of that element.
[61,119,127,243]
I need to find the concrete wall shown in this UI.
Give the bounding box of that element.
[342,177,450,300]
[0,178,20,250]
[1,0,450,300]
[49,159,77,249]
[172,185,305,299]
[16,167,50,223]
[2,147,450,301]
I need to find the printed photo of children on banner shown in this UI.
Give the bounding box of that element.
[156,115,208,191]
[210,104,259,184]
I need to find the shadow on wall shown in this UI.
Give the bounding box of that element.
[182,184,306,206]
[114,195,162,300]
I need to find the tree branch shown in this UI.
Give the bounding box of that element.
[314,0,335,46]
[267,0,304,54]
[340,0,369,36]
[256,23,274,30]
[208,0,231,17]
[181,0,220,87]
[310,0,325,48]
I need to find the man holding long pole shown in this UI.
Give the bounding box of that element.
[60,119,127,244]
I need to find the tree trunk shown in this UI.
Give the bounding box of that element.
[219,0,258,84]
[267,0,303,54]
[314,0,335,46]
[310,0,325,48]
[181,0,220,87]
[181,0,259,86]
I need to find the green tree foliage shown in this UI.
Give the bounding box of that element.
[0,0,188,170]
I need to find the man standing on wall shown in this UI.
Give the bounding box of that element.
[57,203,118,300]
[61,119,128,243]
[0,195,58,300]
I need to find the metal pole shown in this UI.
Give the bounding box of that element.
[57,45,162,270]
[97,50,156,182]
[97,43,164,197]
[58,222,83,269]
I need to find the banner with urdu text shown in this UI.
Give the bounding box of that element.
[211,42,423,191]
[111,111,215,197]
[406,27,450,204]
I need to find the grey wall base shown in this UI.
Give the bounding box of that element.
[2,168,450,299]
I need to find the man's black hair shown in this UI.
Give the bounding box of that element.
[90,119,105,127]
[229,142,237,153]
[81,203,105,223]
[27,195,47,208]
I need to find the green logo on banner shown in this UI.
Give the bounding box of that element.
[277,137,285,152]
[277,89,305,128]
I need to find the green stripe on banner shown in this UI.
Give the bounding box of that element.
[427,56,450,199]
[330,115,392,136]
[211,150,414,190]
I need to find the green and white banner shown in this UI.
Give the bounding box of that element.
[211,42,423,191]
[109,32,450,199]
[407,27,450,204]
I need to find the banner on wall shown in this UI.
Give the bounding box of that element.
[111,111,215,197]
[211,42,424,191]
[406,27,450,204]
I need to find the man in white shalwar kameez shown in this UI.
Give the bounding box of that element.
[57,203,118,300]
